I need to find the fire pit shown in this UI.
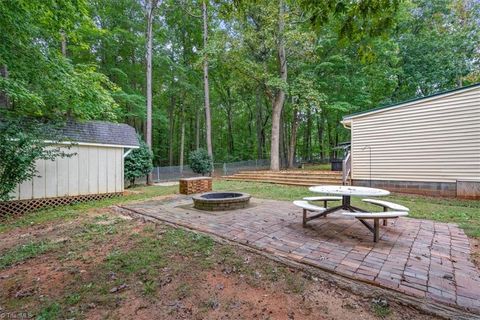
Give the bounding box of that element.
[192,192,251,211]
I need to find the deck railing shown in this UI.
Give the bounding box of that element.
[342,151,351,185]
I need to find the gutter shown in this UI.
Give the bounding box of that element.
[123,148,134,158]
[341,119,352,129]
[43,140,140,149]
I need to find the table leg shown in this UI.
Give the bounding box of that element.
[383,207,387,226]
[319,205,343,216]
[348,205,367,212]
[374,218,380,242]
[358,218,380,242]
[303,205,343,226]
[342,195,351,210]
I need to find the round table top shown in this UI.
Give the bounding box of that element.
[309,185,390,197]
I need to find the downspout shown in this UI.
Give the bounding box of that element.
[341,119,352,185]
[123,148,133,158]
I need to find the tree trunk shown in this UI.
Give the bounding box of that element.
[189,111,194,151]
[280,110,288,167]
[326,118,333,159]
[0,65,9,108]
[195,106,200,150]
[145,0,156,184]
[61,31,67,57]
[316,110,324,160]
[225,87,234,155]
[227,105,234,155]
[270,0,288,171]
[279,109,285,168]
[179,103,185,175]
[305,108,312,161]
[168,95,175,166]
[256,89,264,159]
[247,105,255,159]
[202,0,213,160]
[288,107,299,168]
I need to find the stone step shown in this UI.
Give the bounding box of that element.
[237,170,341,176]
[224,176,343,186]
[231,173,343,181]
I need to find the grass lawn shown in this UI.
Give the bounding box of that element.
[298,163,332,170]
[0,185,178,234]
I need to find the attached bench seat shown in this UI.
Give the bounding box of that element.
[362,199,409,211]
[362,199,410,226]
[303,196,342,208]
[343,211,409,242]
[293,200,326,227]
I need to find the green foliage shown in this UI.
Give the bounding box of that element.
[392,0,480,100]
[0,241,56,270]
[124,137,153,186]
[0,0,119,120]
[105,229,213,278]
[189,149,213,176]
[372,303,391,317]
[0,118,73,201]
[36,303,61,320]
[1,0,479,165]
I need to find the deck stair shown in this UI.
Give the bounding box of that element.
[223,170,347,186]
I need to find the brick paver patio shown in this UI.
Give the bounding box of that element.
[123,197,480,314]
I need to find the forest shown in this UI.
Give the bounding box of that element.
[1,0,479,168]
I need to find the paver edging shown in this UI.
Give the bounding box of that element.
[116,205,480,320]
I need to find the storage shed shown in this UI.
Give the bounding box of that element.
[341,83,480,199]
[1,120,139,215]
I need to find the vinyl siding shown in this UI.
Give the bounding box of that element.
[351,86,480,183]
[12,145,125,200]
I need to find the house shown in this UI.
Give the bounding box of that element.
[1,120,139,215]
[341,83,480,199]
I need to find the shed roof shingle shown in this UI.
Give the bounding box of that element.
[60,120,139,147]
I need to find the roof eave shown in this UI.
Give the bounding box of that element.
[341,119,352,129]
[342,82,480,121]
[56,141,140,148]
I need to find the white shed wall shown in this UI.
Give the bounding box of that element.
[10,145,124,200]
[350,86,480,183]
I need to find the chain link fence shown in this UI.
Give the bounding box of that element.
[132,158,334,185]
[144,159,270,183]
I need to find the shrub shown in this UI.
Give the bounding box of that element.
[0,118,72,201]
[189,149,213,176]
[124,137,153,186]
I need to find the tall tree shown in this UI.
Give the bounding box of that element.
[145,0,158,184]
[202,0,213,159]
[270,0,288,170]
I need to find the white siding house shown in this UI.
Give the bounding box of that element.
[342,83,480,198]
[2,120,139,214]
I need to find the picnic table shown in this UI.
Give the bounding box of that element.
[300,185,408,242]
[308,185,390,216]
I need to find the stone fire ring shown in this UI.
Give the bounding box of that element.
[192,192,251,211]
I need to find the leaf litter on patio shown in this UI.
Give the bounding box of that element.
[0,206,438,319]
